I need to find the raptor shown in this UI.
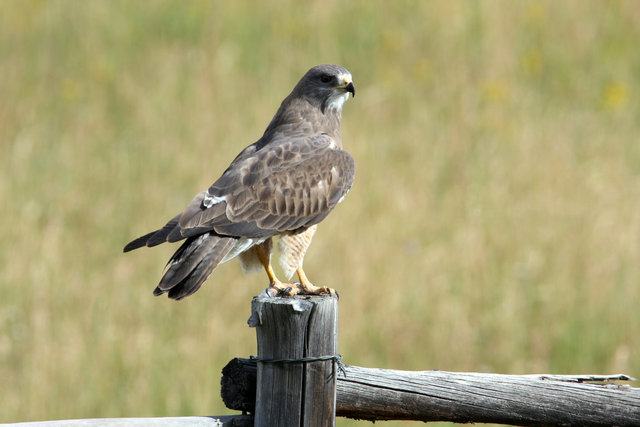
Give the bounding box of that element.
[124,64,355,300]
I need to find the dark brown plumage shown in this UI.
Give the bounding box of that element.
[124,64,355,300]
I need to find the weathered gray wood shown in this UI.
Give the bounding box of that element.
[250,295,338,427]
[338,367,639,425]
[222,358,640,426]
[3,415,253,426]
[221,356,256,413]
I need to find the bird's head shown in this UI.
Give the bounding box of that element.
[293,64,355,113]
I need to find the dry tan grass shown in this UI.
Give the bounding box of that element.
[1,1,639,425]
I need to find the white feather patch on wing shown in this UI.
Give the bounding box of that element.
[203,192,226,208]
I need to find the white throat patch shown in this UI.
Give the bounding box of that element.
[325,72,353,112]
[326,92,350,111]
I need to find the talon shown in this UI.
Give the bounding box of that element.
[324,287,339,299]
[267,282,301,297]
[281,286,293,295]
[295,268,335,295]
[265,287,279,297]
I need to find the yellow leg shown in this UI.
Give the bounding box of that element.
[255,240,297,295]
[296,268,337,296]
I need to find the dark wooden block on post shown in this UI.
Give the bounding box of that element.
[248,295,339,427]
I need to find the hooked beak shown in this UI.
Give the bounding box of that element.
[337,77,355,97]
[345,81,355,97]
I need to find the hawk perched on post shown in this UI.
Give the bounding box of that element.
[124,64,355,300]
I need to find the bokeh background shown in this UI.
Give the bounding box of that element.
[2,1,639,425]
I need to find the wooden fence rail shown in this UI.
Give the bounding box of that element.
[6,416,253,426]
[222,357,640,425]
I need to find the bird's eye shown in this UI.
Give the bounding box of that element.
[320,74,332,83]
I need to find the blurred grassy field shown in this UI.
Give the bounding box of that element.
[1,1,640,425]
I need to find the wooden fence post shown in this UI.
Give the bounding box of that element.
[248,295,339,427]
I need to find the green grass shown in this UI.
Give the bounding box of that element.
[1,1,640,425]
